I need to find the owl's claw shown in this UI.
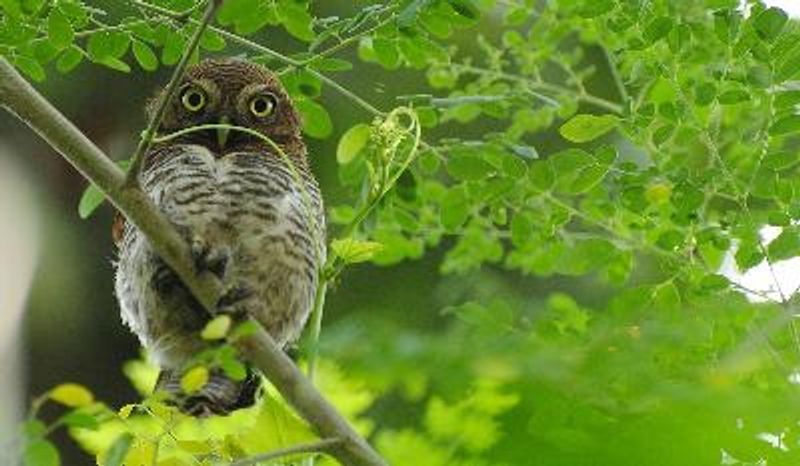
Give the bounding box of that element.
[151,261,179,294]
[216,282,255,316]
[191,238,230,279]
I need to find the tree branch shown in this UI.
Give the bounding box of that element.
[0,58,387,466]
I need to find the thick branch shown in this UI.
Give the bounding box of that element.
[0,58,387,466]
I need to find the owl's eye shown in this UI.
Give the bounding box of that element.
[181,87,207,112]
[249,94,276,117]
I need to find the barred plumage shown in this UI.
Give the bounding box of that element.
[114,59,325,416]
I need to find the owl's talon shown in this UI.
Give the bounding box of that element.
[216,283,254,315]
[151,262,179,294]
[191,240,230,279]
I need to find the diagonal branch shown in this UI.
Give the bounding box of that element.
[0,58,387,466]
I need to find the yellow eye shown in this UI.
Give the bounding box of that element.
[249,95,276,117]
[181,87,206,112]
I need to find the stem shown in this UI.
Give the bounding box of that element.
[0,58,387,466]
[299,6,399,66]
[229,438,343,466]
[452,63,624,114]
[126,0,221,186]
[306,280,328,380]
[602,46,629,105]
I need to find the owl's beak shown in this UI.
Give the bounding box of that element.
[217,116,231,149]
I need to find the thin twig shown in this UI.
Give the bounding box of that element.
[229,438,343,466]
[299,6,399,66]
[452,63,624,114]
[602,46,629,106]
[125,0,221,186]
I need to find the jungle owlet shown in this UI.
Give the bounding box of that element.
[114,59,325,416]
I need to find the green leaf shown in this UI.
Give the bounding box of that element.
[529,161,555,192]
[161,30,185,65]
[297,99,333,139]
[754,7,788,41]
[279,2,315,42]
[337,124,371,164]
[440,187,469,230]
[22,420,46,439]
[769,115,800,136]
[398,0,433,28]
[698,274,729,292]
[550,147,616,194]
[768,227,800,261]
[180,366,209,394]
[103,433,133,466]
[219,347,248,381]
[24,440,60,466]
[49,383,94,407]
[87,32,111,60]
[310,58,353,72]
[643,17,673,44]
[652,282,681,313]
[132,41,158,71]
[61,411,100,430]
[446,0,480,20]
[230,320,260,340]
[201,315,232,340]
[199,29,226,51]
[446,154,494,181]
[96,56,130,73]
[15,55,45,82]
[331,238,384,263]
[48,9,74,50]
[559,114,618,143]
[78,185,105,220]
[717,89,749,104]
[764,151,799,170]
[56,46,83,73]
[373,37,400,69]
[579,0,615,18]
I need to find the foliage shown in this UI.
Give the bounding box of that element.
[7,0,800,465]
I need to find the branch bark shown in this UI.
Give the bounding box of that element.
[0,57,387,466]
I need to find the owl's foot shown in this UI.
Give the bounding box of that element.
[216,282,255,317]
[151,261,179,294]
[190,238,230,279]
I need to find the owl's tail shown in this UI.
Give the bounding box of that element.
[155,367,262,417]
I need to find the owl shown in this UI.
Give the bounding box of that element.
[114,59,326,416]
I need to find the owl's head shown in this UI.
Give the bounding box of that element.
[149,59,302,155]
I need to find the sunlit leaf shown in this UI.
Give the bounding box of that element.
[337,123,371,164]
[201,315,232,340]
[559,114,619,143]
[331,238,384,263]
[24,440,60,466]
[181,366,209,394]
[50,383,94,407]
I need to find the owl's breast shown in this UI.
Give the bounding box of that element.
[217,151,325,273]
